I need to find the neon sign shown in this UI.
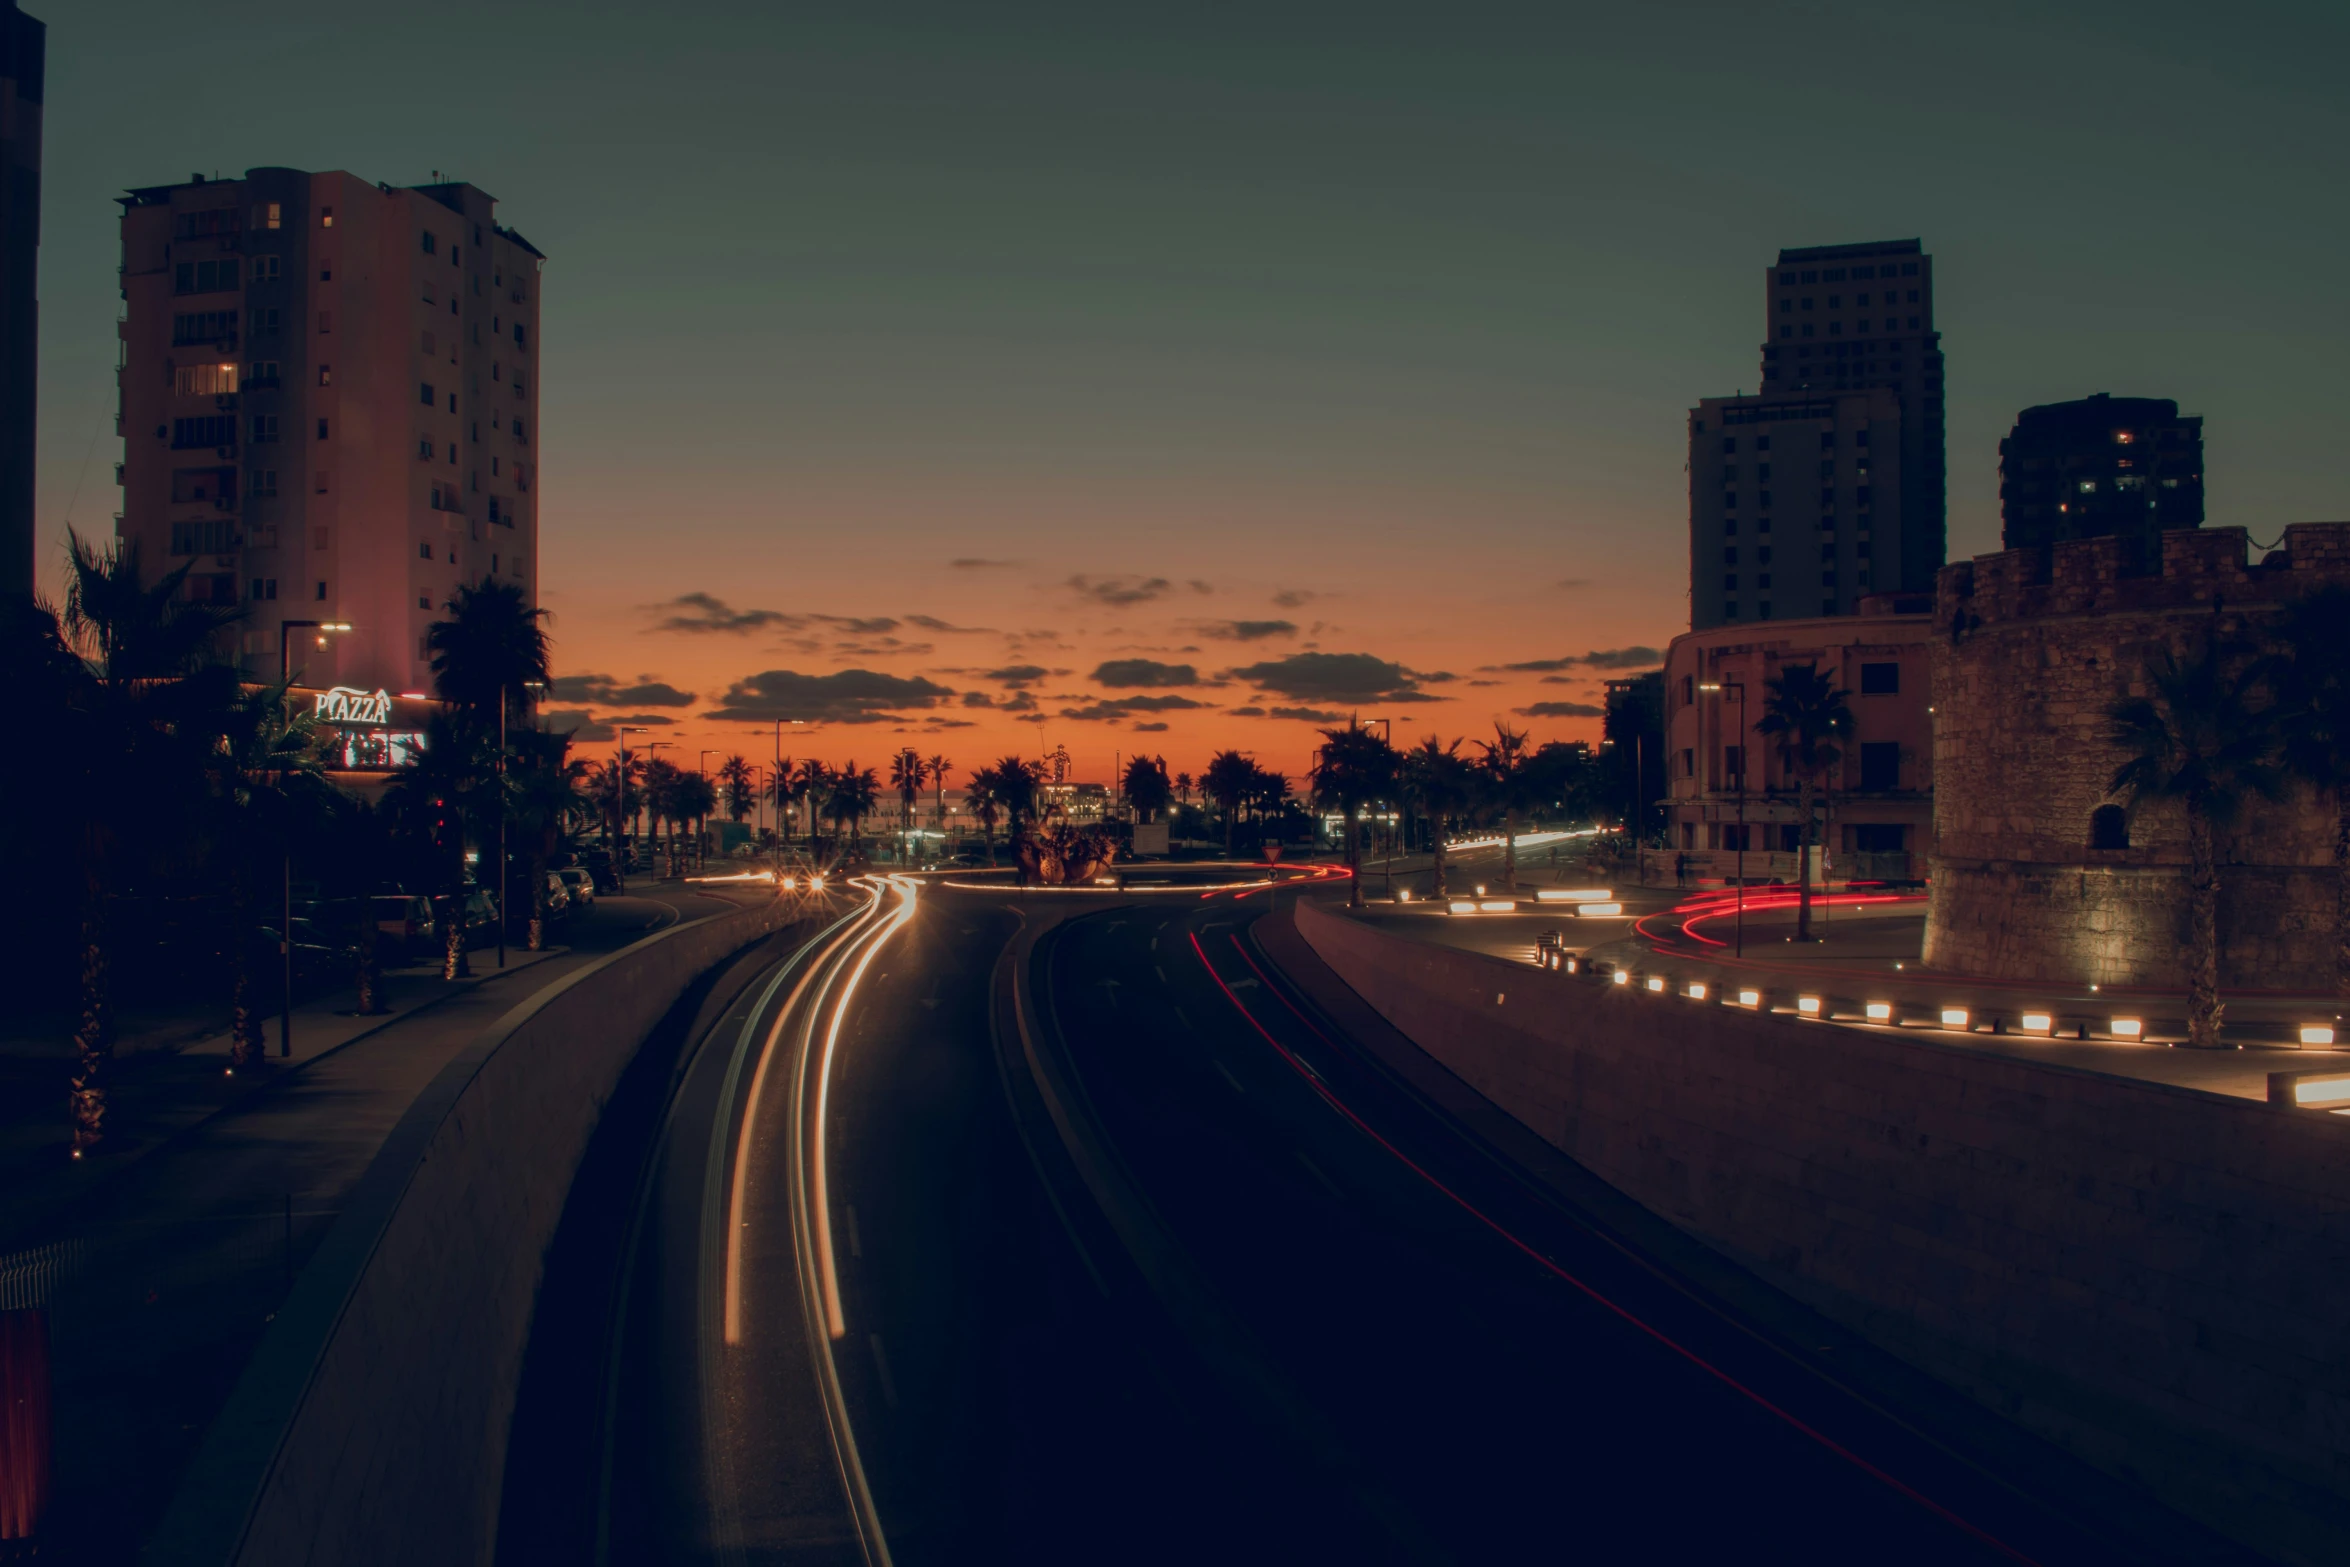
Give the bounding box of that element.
[314,686,393,726]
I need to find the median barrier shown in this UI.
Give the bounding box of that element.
[143,894,814,1567]
[1294,897,2350,1565]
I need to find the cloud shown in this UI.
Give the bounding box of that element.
[1132,721,1170,733]
[1193,619,1297,642]
[1002,691,1039,712]
[951,557,1018,569]
[547,672,696,707]
[1188,580,1214,595]
[608,713,678,726]
[1068,574,1172,607]
[1556,578,1593,590]
[1225,651,1446,705]
[833,638,931,659]
[1056,694,1206,722]
[1491,646,1663,674]
[903,614,994,634]
[1268,706,1344,723]
[1229,705,1265,717]
[542,709,614,742]
[1517,700,1606,718]
[702,668,955,725]
[961,690,996,708]
[649,592,792,635]
[983,664,1050,687]
[1270,588,1320,609]
[1091,658,1199,688]
[1468,679,1501,688]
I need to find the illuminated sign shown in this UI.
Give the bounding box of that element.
[314,686,393,726]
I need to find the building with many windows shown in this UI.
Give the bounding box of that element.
[1659,597,1934,886]
[1997,393,2203,568]
[1,1,42,600]
[1688,239,1944,630]
[116,167,543,692]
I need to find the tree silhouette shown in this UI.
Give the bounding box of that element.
[1757,663,1854,941]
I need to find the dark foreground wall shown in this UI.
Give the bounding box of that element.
[1295,899,2350,1565]
[144,896,814,1567]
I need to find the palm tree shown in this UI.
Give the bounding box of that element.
[827,764,881,848]
[2268,586,2350,997]
[964,761,1005,864]
[1123,754,1173,821]
[889,751,925,857]
[1474,721,1534,892]
[980,755,1045,863]
[1248,766,1292,851]
[1202,749,1254,858]
[795,757,831,846]
[1757,663,1855,941]
[509,729,591,947]
[1403,734,1476,898]
[49,532,244,1151]
[215,682,331,1068]
[926,752,953,834]
[385,709,494,979]
[672,771,718,869]
[717,754,756,825]
[2109,638,2284,1047]
[641,757,683,875]
[426,577,551,727]
[1313,721,1399,907]
[1174,771,1194,809]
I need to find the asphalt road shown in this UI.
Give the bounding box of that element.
[598,872,2207,1565]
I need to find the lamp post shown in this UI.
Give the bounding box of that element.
[699,749,719,870]
[274,619,350,1057]
[1703,678,1749,955]
[642,740,675,875]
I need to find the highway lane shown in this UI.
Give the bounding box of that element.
[602,871,2204,1564]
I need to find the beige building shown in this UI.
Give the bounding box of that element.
[1660,594,1934,885]
[117,168,543,692]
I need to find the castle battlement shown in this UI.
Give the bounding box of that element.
[1935,522,2350,631]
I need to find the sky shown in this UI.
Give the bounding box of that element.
[29,1,2350,785]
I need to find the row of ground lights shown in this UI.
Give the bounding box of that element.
[1544,956,2337,1047]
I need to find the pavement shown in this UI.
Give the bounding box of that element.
[0,879,767,1565]
[1348,851,2347,1103]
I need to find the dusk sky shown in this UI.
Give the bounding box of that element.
[31,2,2348,782]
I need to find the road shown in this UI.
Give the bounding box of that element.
[596,870,2210,1565]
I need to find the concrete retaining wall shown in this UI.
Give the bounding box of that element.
[1295,898,2350,1563]
[145,896,812,1567]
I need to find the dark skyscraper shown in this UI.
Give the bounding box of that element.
[1998,393,2203,565]
[1687,239,1944,630]
[0,1,42,600]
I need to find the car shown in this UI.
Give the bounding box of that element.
[373,894,435,960]
[541,870,572,923]
[558,867,596,910]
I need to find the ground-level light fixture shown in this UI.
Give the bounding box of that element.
[2020,1012,2054,1034]
[1737,988,1761,1007]
[1576,902,1624,916]
[2110,1018,2144,1039]
[1612,969,1629,986]
[1479,899,1514,912]
[2300,1025,2336,1047]
[1645,975,1666,993]
[1686,982,1708,1001]
[1540,887,1613,902]
[1941,1007,1970,1030]
[2290,1077,2350,1107]
[1449,899,1477,915]
[1865,1001,1893,1022]
[1797,995,1823,1016]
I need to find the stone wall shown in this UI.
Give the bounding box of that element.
[1293,898,2350,1564]
[1926,522,2350,987]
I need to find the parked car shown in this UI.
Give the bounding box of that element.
[578,848,620,895]
[558,867,596,911]
[373,894,435,960]
[541,870,572,923]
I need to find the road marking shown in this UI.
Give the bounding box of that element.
[868,1333,900,1409]
[1155,965,1167,983]
[1214,1060,1245,1095]
[846,1204,863,1260]
[1174,1006,1192,1029]
[1150,935,1158,951]
[1097,977,1122,1009]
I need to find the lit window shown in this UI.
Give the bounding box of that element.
[172,363,239,396]
[263,202,282,230]
[321,208,334,228]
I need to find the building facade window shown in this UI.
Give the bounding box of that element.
[2090,804,2129,850]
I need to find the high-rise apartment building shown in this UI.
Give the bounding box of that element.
[1687,239,1944,630]
[117,168,543,692]
[1998,393,2203,567]
[0,2,43,600]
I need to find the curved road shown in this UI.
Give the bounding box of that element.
[593,870,2215,1565]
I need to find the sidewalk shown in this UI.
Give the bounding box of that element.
[0,887,757,1562]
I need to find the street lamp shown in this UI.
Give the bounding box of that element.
[1701,677,1750,955]
[495,678,547,971]
[272,620,350,1057]
[615,725,652,890]
[642,740,676,875]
